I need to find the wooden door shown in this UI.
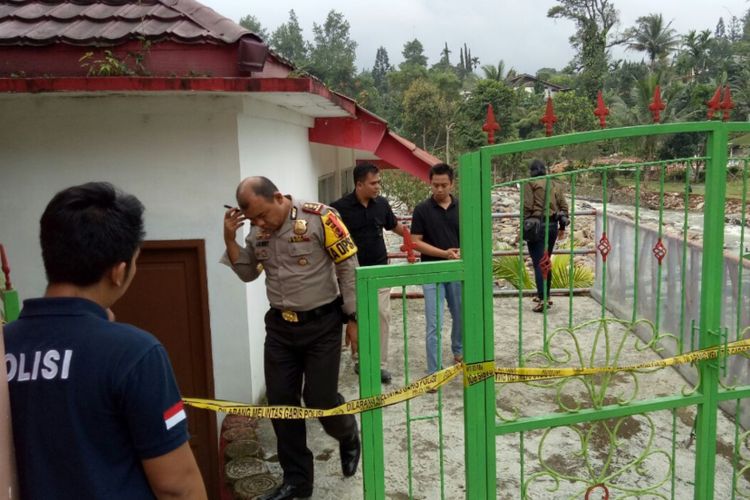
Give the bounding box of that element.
[112,240,218,498]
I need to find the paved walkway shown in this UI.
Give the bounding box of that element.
[247,296,748,499]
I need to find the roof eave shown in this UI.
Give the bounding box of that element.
[0,75,357,116]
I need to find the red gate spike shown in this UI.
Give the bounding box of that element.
[706,85,722,120]
[540,97,557,137]
[593,90,609,128]
[482,103,500,145]
[540,251,552,279]
[400,226,418,263]
[721,85,734,122]
[648,85,666,123]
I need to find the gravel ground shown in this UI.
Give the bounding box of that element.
[253,295,750,499]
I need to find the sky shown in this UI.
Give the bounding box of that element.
[201,0,749,74]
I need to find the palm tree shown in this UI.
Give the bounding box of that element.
[678,30,712,81]
[481,60,515,82]
[626,13,679,70]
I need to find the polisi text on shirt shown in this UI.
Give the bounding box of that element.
[5,350,73,382]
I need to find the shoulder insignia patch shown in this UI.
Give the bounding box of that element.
[321,211,357,263]
[302,202,324,215]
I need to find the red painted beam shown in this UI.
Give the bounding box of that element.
[0,76,357,116]
[309,112,436,182]
[309,115,386,151]
[374,133,432,182]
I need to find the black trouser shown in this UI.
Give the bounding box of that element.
[264,307,358,488]
[527,224,558,300]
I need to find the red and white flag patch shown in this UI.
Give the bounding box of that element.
[163,401,186,430]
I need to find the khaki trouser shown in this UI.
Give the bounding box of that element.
[377,287,391,367]
[354,287,391,368]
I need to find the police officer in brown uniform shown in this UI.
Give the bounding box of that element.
[222,176,360,500]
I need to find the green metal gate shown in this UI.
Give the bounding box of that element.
[357,121,750,499]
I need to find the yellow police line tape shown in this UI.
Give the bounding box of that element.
[183,338,750,419]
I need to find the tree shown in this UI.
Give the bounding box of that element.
[549,90,598,133]
[457,43,474,78]
[547,0,620,100]
[401,79,446,150]
[439,42,451,65]
[455,79,517,150]
[401,39,428,68]
[372,46,391,92]
[239,15,269,40]
[603,60,648,105]
[676,30,711,81]
[715,17,727,39]
[388,39,429,101]
[625,13,679,70]
[269,10,308,66]
[352,71,384,116]
[308,10,357,94]
[481,60,514,81]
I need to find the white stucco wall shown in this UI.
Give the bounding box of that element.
[0,93,261,403]
[0,91,362,408]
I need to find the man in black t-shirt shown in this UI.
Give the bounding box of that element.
[410,163,462,375]
[332,163,404,384]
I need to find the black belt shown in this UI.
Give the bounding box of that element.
[271,300,340,324]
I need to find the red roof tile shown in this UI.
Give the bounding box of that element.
[0,0,259,46]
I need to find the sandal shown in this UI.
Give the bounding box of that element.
[532,301,553,313]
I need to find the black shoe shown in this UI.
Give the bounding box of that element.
[380,369,392,384]
[257,483,312,500]
[340,433,361,477]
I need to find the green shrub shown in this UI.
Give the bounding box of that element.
[492,254,533,290]
[550,254,594,289]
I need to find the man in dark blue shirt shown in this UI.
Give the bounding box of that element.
[410,163,462,375]
[331,163,404,384]
[4,182,206,499]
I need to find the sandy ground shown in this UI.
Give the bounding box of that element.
[254,295,750,499]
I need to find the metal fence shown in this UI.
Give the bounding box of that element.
[357,121,750,499]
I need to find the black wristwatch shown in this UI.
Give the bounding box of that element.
[347,312,357,323]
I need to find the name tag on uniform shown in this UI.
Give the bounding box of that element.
[255,241,269,247]
[289,235,310,243]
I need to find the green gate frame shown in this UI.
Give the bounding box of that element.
[357,121,750,499]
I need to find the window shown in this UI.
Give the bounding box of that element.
[341,167,354,195]
[318,174,335,205]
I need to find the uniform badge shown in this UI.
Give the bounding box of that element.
[298,257,308,266]
[294,219,308,235]
[302,202,324,214]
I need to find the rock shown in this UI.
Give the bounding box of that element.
[225,456,267,481]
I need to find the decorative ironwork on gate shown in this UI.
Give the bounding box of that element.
[356,120,750,499]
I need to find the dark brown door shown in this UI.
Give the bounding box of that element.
[112,240,218,498]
